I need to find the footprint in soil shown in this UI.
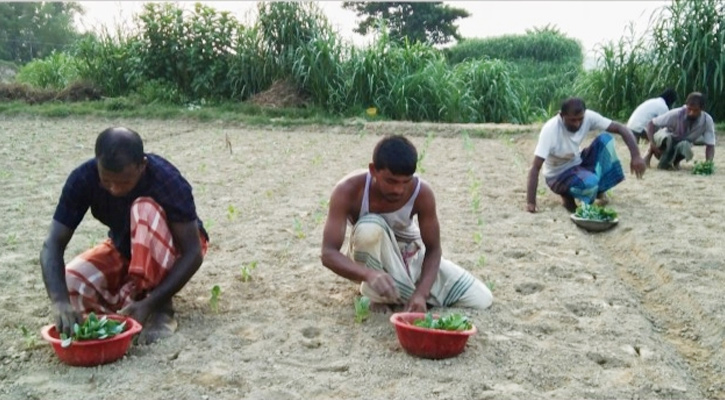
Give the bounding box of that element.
[301,327,320,339]
[515,282,544,295]
[565,302,602,317]
[586,351,630,369]
[300,326,322,349]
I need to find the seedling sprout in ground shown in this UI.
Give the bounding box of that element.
[209,285,221,313]
[575,203,618,222]
[354,296,371,323]
[59,313,126,348]
[241,261,258,282]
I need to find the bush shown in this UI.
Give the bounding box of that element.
[15,51,80,90]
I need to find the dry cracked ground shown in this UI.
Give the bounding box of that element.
[1,115,724,400]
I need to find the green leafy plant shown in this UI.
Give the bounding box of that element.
[209,285,221,313]
[354,296,371,323]
[412,312,473,331]
[227,204,238,221]
[59,312,127,348]
[574,203,618,222]
[693,160,714,175]
[292,217,306,239]
[19,325,38,349]
[241,261,258,282]
[416,132,434,173]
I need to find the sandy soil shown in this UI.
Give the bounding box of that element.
[1,115,724,400]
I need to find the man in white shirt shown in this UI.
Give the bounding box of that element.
[627,89,677,143]
[526,98,646,213]
[644,92,716,170]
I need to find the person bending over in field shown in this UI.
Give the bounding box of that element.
[321,135,493,312]
[643,92,716,170]
[40,127,209,344]
[626,88,678,144]
[526,97,646,213]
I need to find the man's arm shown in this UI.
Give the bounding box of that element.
[40,220,81,336]
[526,156,545,213]
[320,183,399,300]
[122,220,203,323]
[407,184,441,312]
[706,144,715,162]
[646,120,665,159]
[119,221,204,323]
[607,121,646,178]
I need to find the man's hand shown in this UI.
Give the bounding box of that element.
[650,144,662,159]
[119,298,154,325]
[52,302,82,337]
[526,202,537,213]
[404,293,428,313]
[366,270,400,302]
[630,155,646,178]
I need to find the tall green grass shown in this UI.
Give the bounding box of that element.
[15,51,80,90]
[446,26,583,118]
[574,24,655,120]
[650,0,725,119]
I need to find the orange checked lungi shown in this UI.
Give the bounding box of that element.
[65,197,208,313]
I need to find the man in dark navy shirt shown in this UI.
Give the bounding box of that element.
[40,127,208,344]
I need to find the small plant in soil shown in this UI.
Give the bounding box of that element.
[354,296,371,323]
[241,261,258,282]
[209,285,221,313]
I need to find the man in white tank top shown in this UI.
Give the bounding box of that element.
[321,135,493,312]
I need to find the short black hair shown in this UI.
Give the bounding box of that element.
[659,88,677,108]
[685,92,705,108]
[94,127,144,172]
[560,97,586,115]
[372,135,417,176]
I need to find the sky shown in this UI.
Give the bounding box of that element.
[75,1,671,57]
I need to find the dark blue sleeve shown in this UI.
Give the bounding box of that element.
[52,164,92,230]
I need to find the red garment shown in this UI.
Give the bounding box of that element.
[66,197,207,313]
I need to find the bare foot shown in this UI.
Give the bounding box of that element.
[561,195,577,213]
[138,310,177,345]
[370,302,393,313]
[595,192,609,206]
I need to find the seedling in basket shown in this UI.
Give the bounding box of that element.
[693,160,714,175]
[58,312,126,348]
[574,203,617,222]
[413,312,473,331]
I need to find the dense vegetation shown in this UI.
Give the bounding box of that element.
[5,0,725,124]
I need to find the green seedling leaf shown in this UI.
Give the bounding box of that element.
[413,312,473,331]
[574,203,618,222]
[354,296,371,323]
[61,313,127,346]
[210,285,221,313]
[693,160,714,175]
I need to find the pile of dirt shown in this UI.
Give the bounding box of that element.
[248,79,310,108]
[0,81,102,104]
[55,81,103,102]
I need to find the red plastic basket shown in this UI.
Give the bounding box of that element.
[390,312,477,359]
[41,314,142,367]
